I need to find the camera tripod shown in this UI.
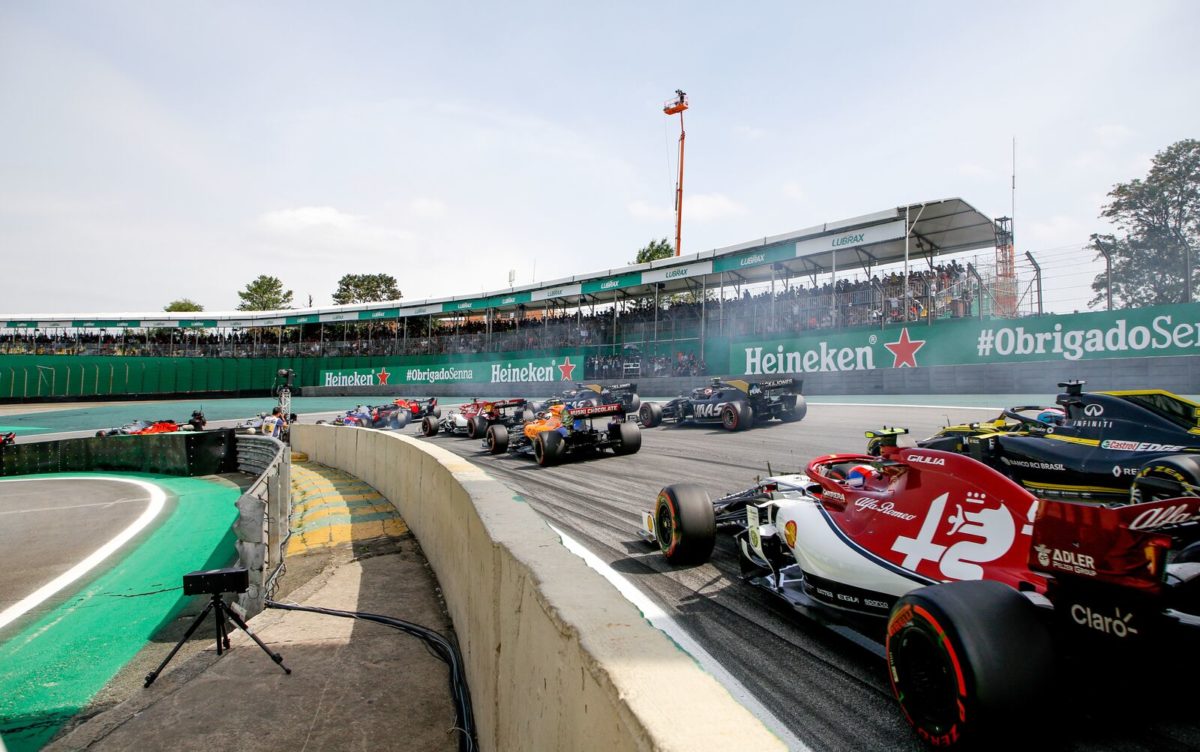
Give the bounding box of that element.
[145,591,290,687]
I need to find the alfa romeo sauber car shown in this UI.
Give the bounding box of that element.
[877,381,1200,502]
[421,398,532,439]
[639,377,805,430]
[639,430,1200,746]
[482,402,640,466]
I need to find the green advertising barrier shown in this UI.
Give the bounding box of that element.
[728,302,1200,376]
[319,349,587,386]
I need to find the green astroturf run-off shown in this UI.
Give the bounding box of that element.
[0,473,239,751]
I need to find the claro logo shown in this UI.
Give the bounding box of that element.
[1071,604,1138,638]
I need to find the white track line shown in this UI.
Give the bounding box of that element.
[0,476,166,631]
[550,523,811,752]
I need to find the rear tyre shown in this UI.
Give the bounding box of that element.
[721,402,753,431]
[639,402,663,428]
[392,410,410,429]
[467,415,488,440]
[626,394,641,414]
[780,395,807,423]
[421,416,439,436]
[432,406,442,418]
[654,484,716,564]
[886,580,1052,748]
[534,431,564,466]
[1131,454,1200,503]
[611,421,641,455]
[486,424,508,454]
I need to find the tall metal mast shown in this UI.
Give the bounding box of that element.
[663,90,689,257]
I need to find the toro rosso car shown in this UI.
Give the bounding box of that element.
[881,381,1200,502]
[639,429,1200,746]
[482,402,640,466]
[639,377,806,430]
[421,398,531,439]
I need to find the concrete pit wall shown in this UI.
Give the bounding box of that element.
[290,424,785,752]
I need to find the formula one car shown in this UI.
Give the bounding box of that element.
[638,429,1200,747]
[393,397,440,421]
[319,404,410,430]
[1,432,15,446]
[528,383,641,415]
[95,419,184,437]
[875,381,1200,503]
[420,398,532,439]
[639,377,805,430]
[236,411,299,436]
[482,402,641,466]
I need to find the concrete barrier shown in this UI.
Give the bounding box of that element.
[291,424,786,752]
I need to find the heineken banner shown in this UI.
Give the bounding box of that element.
[731,303,1200,375]
[320,350,586,386]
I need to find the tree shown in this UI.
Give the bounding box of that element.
[163,298,204,312]
[331,273,402,305]
[633,238,674,265]
[237,275,294,311]
[1089,139,1200,309]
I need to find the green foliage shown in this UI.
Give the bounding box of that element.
[1090,139,1200,308]
[163,298,204,312]
[634,238,674,265]
[237,275,294,311]
[331,273,402,305]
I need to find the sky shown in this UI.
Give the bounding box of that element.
[1,1,1197,315]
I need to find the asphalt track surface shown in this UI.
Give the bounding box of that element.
[0,477,151,623]
[412,402,1200,752]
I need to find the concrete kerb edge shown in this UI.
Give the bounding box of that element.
[290,424,786,752]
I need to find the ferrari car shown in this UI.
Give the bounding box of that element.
[482,402,640,466]
[639,429,1200,747]
[420,398,532,439]
[528,383,641,416]
[639,377,805,430]
[877,381,1200,502]
[95,419,184,437]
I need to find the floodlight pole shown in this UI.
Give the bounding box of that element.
[664,90,689,257]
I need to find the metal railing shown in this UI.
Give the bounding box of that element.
[233,434,290,617]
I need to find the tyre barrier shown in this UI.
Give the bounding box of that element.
[291,424,785,752]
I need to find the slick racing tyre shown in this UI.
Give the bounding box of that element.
[1131,454,1200,504]
[467,415,487,440]
[486,424,508,454]
[432,405,442,418]
[626,393,641,414]
[886,580,1052,748]
[611,421,641,455]
[654,484,716,565]
[391,410,411,429]
[639,402,663,428]
[720,402,753,431]
[780,395,807,423]
[421,416,439,436]
[534,431,564,466]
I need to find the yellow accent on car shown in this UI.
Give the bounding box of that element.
[726,379,751,393]
[1043,434,1101,447]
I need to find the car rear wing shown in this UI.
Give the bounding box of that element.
[583,382,638,395]
[567,403,626,420]
[488,398,527,408]
[746,377,799,395]
[1031,496,1200,594]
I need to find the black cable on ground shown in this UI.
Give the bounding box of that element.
[264,600,476,752]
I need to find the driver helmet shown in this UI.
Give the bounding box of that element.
[1036,407,1065,425]
[845,464,876,488]
[550,404,566,420]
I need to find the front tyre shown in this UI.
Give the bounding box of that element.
[654,484,716,564]
[467,415,487,440]
[1131,454,1200,503]
[639,402,663,428]
[721,402,753,431]
[486,424,508,454]
[886,580,1052,748]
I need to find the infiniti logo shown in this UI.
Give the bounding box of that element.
[1084,404,1104,416]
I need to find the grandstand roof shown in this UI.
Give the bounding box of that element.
[0,198,997,329]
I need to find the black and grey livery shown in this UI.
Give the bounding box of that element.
[482,403,641,466]
[529,383,641,415]
[639,377,806,431]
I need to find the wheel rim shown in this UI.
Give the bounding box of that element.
[534,437,545,463]
[655,502,675,553]
[488,432,496,452]
[722,407,736,430]
[892,628,960,736]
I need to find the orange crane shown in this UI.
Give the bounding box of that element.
[663,89,688,257]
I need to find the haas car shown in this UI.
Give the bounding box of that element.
[879,381,1200,502]
[421,398,532,439]
[529,383,641,415]
[639,429,1200,747]
[483,402,640,466]
[639,377,806,431]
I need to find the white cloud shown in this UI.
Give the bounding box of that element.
[1026,214,1089,250]
[686,193,747,221]
[259,206,363,233]
[782,182,807,202]
[409,198,447,218]
[1093,124,1133,149]
[627,200,673,221]
[735,125,766,140]
[957,162,993,179]
[255,205,414,258]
